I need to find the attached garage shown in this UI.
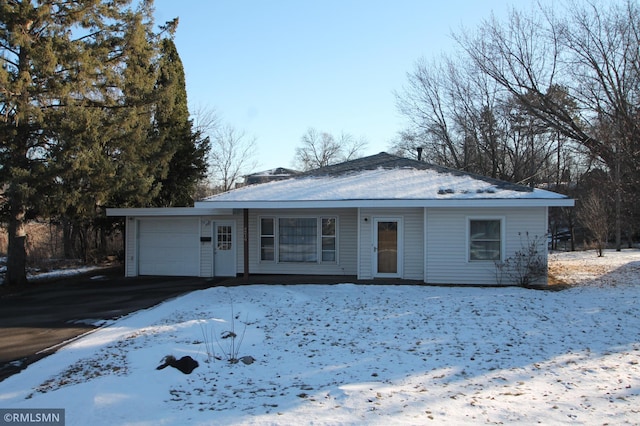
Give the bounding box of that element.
[110,207,240,278]
[137,217,200,276]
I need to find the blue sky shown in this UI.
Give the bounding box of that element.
[153,0,543,172]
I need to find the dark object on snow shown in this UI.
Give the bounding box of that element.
[156,355,199,374]
[239,355,255,365]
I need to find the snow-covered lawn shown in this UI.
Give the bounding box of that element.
[1,250,639,425]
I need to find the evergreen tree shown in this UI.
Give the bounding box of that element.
[0,0,134,285]
[45,104,117,261]
[47,3,175,259]
[1,1,207,279]
[152,38,209,207]
[106,3,167,209]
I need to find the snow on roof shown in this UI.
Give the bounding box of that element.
[247,167,299,177]
[194,153,573,208]
[201,167,569,203]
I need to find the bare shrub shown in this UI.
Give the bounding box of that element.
[496,233,547,286]
[198,301,249,365]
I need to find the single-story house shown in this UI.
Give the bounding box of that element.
[106,152,574,285]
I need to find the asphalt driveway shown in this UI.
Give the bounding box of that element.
[0,268,222,382]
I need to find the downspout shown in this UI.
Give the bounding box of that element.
[544,206,549,285]
[243,208,249,280]
[423,207,428,284]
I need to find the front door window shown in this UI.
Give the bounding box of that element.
[217,225,232,251]
[377,220,398,274]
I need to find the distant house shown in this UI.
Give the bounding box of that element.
[241,167,300,186]
[107,152,573,285]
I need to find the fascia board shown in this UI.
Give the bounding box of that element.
[106,207,234,217]
[194,198,575,209]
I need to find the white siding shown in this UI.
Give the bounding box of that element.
[358,207,424,280]
[200,218,213,277]
[247,208,358,276]
[425,207,548,285]
[122,206,549,284]
[125,218,138,277]
[358,208,372,279]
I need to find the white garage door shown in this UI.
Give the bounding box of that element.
[138,218,200,276]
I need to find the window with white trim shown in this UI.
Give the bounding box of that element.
[279,217,317,262]
[469,219,502,261]
[259,216,338,263]
[260,217,275,261]
[321,218,336,262]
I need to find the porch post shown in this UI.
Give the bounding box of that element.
[243,208,249,280]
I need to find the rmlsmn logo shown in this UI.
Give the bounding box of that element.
[0,409,65,426]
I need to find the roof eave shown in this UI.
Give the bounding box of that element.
[194,198,575,209]
[106,207,234,217]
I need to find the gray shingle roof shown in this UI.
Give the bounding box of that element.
[301,152,533,193]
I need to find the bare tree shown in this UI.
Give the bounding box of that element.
[395,56,461,168]
[456,0,640,248]
[189,104,221,198]
[388,129,427,160]
[293,127,368,171]
[339,131,368,162]
[396,0,640,247]
[395,53,566,185]
[191,104,221,136]
[209,125,258,192]
[577,190,610,257]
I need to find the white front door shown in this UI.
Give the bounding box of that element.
[214,221,236,277]
[373,217,403,278]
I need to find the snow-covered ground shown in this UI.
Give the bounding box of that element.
[0,258,105,285]
[0,249,639,425]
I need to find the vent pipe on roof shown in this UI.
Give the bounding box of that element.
[417,147,423,162]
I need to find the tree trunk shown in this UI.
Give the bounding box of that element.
[79,223,91,263]
[570,222,576,252]
[63,218,75,259]
[6,193,28,286]
[98,226,108,259]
